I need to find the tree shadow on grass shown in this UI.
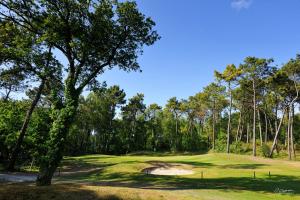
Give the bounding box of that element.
[145,160,216,168]
[127,150,209,157]
[219,163,268,169]
[91,172,300,196]
[167,160,216,168]
[60,158,116,171]
[0,183,122,200]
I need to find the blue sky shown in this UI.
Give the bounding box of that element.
[99,0,300,106]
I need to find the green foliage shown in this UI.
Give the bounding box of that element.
[0,100,51,166]
[214,132,227,152]
[230,141,244,154]
[0,100,27,160]
[261,144,271,158]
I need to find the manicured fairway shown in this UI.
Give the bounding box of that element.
[1,153,300,200]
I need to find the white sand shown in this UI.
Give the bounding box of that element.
[145,167,194,176]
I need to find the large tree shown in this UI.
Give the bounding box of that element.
[145,103,162,151]
[276,56,300,159]
[202,83,227,150]
[121,93,146,152]
[240,57,274,156]
[86,85,126,153]
[0,0,159,185]
[165,97,183,150]
[215,64,241,153]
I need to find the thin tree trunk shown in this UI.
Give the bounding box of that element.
[290,78,299,159]
[7,79,45,171]
[275,105,278,137]
[246,123,249,144]
[175,113,178,150]
[274,105,280,154]
[268,118,274,139]
[252,80,256,156]
[258,109,263,146]
[239,124,244,142]
[236,111,242,142]
[269,108,286,157]
[4,86,12,101]
[287,107,291,160]
[264,111,268,143]
[212,108,216,150]
[291,105,296,159]
[226,82,232,153]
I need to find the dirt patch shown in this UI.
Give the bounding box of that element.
[142,161,194,176]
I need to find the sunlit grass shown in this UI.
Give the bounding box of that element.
[1,153,300,200]
[55,153,300,200]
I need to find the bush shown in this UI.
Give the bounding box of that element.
[214,132,227,152]
[230,141,243,154]
[261,144,271,158]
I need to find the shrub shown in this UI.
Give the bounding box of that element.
[230,141,243,154]
[215,132,227,152]
[261,143,271,158]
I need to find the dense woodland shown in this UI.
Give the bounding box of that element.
[0,0,299,186]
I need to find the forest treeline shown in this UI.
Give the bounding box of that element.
[1,56,300,166]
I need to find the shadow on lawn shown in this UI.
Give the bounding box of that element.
[220,163,268,169]
[0,183,122,200]
[167,160,216,168]
[127,150,209,157]
[93,172,300,195]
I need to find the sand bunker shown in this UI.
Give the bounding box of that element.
[146,167,194,175]
[143,161,194,176]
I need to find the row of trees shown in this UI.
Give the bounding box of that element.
[62,55,300,159]
[65,87,208,155]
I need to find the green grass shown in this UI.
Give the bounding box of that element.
[1,153,300,200]
[53,153,300,200]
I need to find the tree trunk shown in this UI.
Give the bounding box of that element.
[212,110,215,150]
[257,109,263,146]
[269,108,286,157]
[239,124,244,141]
[291,104,296,159]
[264,111,268,143]
[287,107,291,160]
[246,123,249,144]
[7,79,45,171]
[175,113,178,150]
[36,84,79,186]
[275,99,278,132]
[274,105,280,154]
[252,80,256,156]
[226,82,232,153]
[236,111,242,142]
[4,86,12,101]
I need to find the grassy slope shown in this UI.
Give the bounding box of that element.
[1,153,300,200]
